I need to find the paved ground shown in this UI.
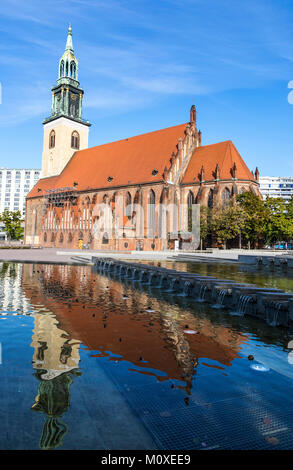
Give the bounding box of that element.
[0,248,81,264]
[0,247,291,265]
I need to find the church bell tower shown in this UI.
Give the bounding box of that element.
[41,25,91,178]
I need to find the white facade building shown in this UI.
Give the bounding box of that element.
[0,168,41,217]
[259,176,293,202]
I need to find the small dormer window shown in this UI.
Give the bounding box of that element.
[49,130,55,149]
[71,131,79,149]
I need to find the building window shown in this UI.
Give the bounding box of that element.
[125,192,132,220]
[187,191,194,231]
[71,131,79,149]
[102,232,109,244]
[70,61,76,79]
[60,60,64,77]
[222,188,231,207]
[49,130,55,149]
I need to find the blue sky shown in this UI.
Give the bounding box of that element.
[0,0,293,176]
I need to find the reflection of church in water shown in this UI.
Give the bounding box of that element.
[30,306,81,450]
[15,261,245,449]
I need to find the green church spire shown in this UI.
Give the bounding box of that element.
[65,24,74,52]
[43,25,90,127]
[58,24,78,82]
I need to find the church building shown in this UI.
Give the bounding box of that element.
[25,26,261,251]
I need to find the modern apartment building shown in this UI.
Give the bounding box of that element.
[0,168,41,217]
[259,176,293,202]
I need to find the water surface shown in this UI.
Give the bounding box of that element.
[0,261,293,450]
[138,260,293,293]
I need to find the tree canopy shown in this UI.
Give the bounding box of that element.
[0,210,24,241]
[198,192,293,248]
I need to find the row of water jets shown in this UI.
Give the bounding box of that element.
[96,260,255,316]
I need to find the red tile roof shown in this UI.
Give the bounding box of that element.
[27,175,60,199]
[27,123,188,198]
[27,129,255,200]
[183,140,254,184]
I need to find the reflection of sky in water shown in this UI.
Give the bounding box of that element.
[0,261,293,449]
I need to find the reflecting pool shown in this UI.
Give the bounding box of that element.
[0,261,293,450]
[139,260,293,293]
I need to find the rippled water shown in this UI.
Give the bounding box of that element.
[0,261,293,450]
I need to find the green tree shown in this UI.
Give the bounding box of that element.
[236,192,267,248]
[263,197,293,245]
[287,195,293,222]
[0,209,24,241]
[210,203,245,249]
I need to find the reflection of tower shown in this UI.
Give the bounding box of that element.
[32,369,81,450]
[30,310,81,449]
[31,311,81,378]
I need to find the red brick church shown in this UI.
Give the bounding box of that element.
[25,27,261,251]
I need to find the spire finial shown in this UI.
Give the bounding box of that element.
[65,23,73,52]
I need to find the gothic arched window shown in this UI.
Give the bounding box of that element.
[71,131,80,149]
[65,60,69,76]
[159,188,168,238]
[60,61,64,77]
[222,187,231,207]
[111,193,117,215]
[70,62,76,79]
[49,130,55,149]
[187,191,194,231]
[102,232,109,244]
[208,189,214,209]
[148,189,155,237]
[125,192,132,220]
[102,194,109,205]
